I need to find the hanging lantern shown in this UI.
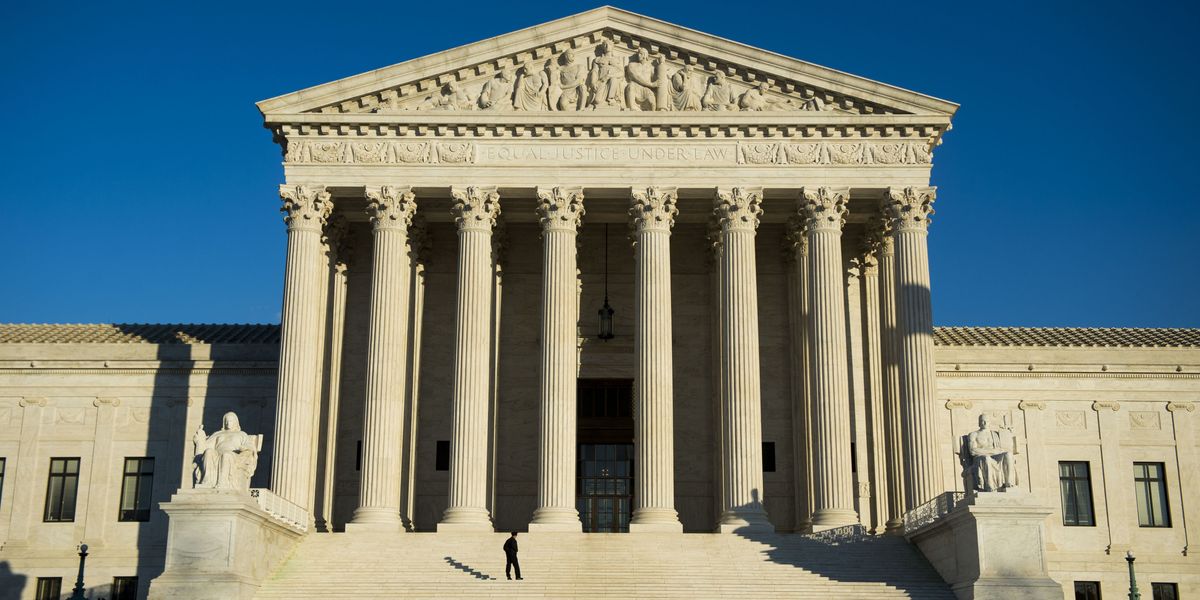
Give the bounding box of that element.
[597,223,615,340]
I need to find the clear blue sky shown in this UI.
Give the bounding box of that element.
[3,1,1197,327]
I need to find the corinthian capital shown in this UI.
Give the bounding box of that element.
[365,186,417,231]
[799,186,850,232]
[629,186,678,234]
[535,186,585,232]
[280,184,333,231]
[782,214,808,263]
[450,186,501,232]
[408,215,432,266]
[865,215,894,256]
[884,186,936,232]
[713,187,764,233]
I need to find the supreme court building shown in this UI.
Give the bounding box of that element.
[0,7,1197,600]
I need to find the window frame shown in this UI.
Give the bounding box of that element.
[118,457,155,522]
[43,457,81,523]
[35,577,62,600]
[112,576,139,600]
[1151,582,1178,600]
[1133,461,1172,528]
[1058,460,1096,527]
[0,457,6,509]
[1073,580,1102,600]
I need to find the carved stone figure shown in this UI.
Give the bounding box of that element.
[653,57,671,111]
[555,49,586,111]
[738,82,774,111]
[624,47,658,111]
[193,411,263,492]
[701,71,739,111]
[478,66,516,110]
[419,80,474,110]
[965,413,1019,492]
[670,65,703,111]
[587,40,625,109]
[513,61,550,111]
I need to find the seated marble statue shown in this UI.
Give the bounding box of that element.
[193,411,263,492]
[965,413,1019,492]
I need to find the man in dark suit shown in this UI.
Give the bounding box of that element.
[503,531,522,580]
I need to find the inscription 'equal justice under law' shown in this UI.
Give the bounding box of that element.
[481,144,736,163]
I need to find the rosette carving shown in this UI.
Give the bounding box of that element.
[364,186,417,231]
[450,186,501,232]
[799,186,850,232]
[629,186,678,234]
[280,184,333,231]
[713,187,764,232]
[884,186,936,232]
[535,186,586,232]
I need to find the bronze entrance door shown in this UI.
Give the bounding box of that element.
[576,379,634,533]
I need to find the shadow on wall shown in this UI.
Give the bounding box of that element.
[729,491,951,597]
[0,562,26,600]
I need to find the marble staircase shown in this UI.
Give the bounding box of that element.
[255,528,955,599]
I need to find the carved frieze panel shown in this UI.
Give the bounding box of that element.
[1129,411,1161,430]
[314,29,891,117]
[1055,410,1087,430]
[284,138,933,167]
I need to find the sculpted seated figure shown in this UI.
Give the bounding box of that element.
[193,411,263,492]
[966,413,1019,492]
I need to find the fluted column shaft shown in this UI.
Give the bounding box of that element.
[315,215,352,532]
[529,187,585,531]
[858,227,889,534]
[784,219,813,532]
[885,186,943,509]
[714,187,773,533]
[801,186,858,528]
[349,186,417,530]
[440,186,500,531]
[272,184,333,512]
[877,229,907,531]
[629,187,683,532]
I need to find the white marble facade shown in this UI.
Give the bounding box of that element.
[0,7,1198,599]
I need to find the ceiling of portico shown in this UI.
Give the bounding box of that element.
[257,7,958,121]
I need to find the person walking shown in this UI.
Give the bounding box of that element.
[503,531,522,580]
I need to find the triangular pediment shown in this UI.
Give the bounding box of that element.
[257,7,957,119]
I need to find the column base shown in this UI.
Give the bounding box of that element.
[346,507,405,533]
[811,508,858,530]
[528,507,582,532]
[630,507,682,533]
[438,506,494,532]
[715,509,774,534]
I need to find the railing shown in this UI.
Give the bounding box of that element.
[250,488,309,532]
[902,491,965,535]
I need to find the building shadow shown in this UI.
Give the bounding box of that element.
[729,490,953,597]
[0,561,27,600]
[443,556,495,580]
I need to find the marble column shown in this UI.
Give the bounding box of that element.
[801,186,858,528]
[529,186,585,532]
[273,184,333,511]
[714,187,773,533]
[784,217,814,533]
[315,215,352,532]
[875,218,907,531]
[439,186,500,531]
[349,186,416,530]
[400,217,430,530]
[884,186,944,508]
[629,186,683,532]
[857,229,890,534]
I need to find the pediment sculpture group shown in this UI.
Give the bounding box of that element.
[382,41,832,113]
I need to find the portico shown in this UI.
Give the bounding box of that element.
[255,6,956,536]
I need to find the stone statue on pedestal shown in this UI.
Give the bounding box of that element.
[965,413,1019,492]
[193,412,263,492]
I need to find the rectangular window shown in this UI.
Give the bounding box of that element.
[44,457,81,522]
[0,457,6,509]
[355,440,362,471]
[1134,462,1171,527]
[436,440,450,471]
[762,442,776,472]
[1059,461,1096,526]
[1152,582,1178,600]
[112,576,138,600]
[1074,581,1101,600]
[118,457,155,522]
[35,577,61,600]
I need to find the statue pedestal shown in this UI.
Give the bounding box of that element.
[148,489,304,600]
[906,492,1062,600]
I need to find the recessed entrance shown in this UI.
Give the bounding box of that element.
[576,379,633,533]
